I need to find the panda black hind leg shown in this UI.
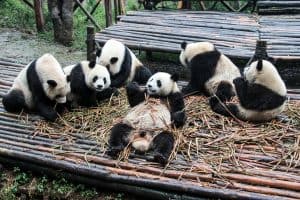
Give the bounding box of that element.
[2,90,26,113]
[108,123,133,158]
[152,131,174,166]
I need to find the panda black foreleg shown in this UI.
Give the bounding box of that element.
[182,83,200,97]
[133,66,152,85]
[215,81,235,102]
[152,131,174,166]
[126,82,146,107]
[108,123,133,158]
[35,101,58,122]
[209,96,239,118]
[2,90,26,113]
[96,87,119,102]
[168,92,186,128]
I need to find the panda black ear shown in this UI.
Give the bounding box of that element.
[181,41,187,50]
[110,57,118,64]
[89,61,96,69]
[171,73,179,82]
[96,48,101,57]
[257,59,263,71]
[47,80,57,87]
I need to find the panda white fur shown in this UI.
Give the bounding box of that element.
[108,72,186,165]
[209,60,287,122]
[180,41,241,101]
[64,60,116,108]
[2,53,68,121]
[96,39,152,88]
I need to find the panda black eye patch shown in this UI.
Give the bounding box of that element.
[56,95,62,98]
[157,80,162,88]
[93,76,98,83]
[103,77,107,84]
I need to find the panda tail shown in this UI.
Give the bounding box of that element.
[209,96,240,119]
[2,90,26,113]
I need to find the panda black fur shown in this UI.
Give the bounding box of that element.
[108,72,186,165]
[209,60,287,122]
[180,41,241,101]
[64,60,116,108]
[96,39,152,88]
[2,54,68,121]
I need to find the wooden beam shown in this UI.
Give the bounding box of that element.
[33,0,44,32]
[22,0,34,9]
[74,0,100,30]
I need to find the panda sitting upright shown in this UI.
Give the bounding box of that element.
[2,54,68,121]
[108,72,186,165]
[210,60,287,122]
[96,39,152,88]
[180,41,241,101]
[63,60,116,108]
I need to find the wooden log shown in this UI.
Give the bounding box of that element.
[33,0,45,32]
[86,26,95,61]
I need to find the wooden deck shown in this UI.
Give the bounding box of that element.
[0,59,300,199]
[95,10,300,61]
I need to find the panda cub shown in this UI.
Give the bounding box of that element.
[63,60,116,108]
[96,39,152,88]
[210,60,287,122]
[2,54,68,121]
[108,72,186,165]
[180,41,241,101]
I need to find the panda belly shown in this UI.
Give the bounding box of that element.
[237,103,286,122]
[123,101,171,130]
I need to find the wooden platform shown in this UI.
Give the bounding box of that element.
[0,58,300,199]
[95,10,300,61]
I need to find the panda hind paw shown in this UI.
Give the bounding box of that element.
[153,153,168,166]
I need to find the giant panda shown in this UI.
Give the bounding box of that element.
[179,41,241,101]
[107,72,186,165]
[209,60,287,122]
[2,54,68,121]
[96,39,152,88]
[63,60,117,108]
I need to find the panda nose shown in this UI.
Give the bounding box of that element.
[97,85,103,89]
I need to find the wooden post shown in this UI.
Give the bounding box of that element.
[119,0,126,15]
[246,40,270,66]
[86,26,95,62]
[113,0,118,22]
[34,0,44,32]
[75,0,101,29]
[104,0,113,27]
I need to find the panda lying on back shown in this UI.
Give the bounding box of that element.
[180,41,241,101]
[96,39,152,88]
[2,54,68,121]
[210,60,287,122]
[108,72,186,165]
[63,60,116,108]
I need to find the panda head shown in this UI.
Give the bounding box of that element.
[146,72,180,96]
[85,61,111,92]
[244,59,286,95]
[96,39,125,75]
[179,41,215,67]
[37,54,68,103]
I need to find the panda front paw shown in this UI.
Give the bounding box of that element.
[43,111,59,122]
[172,111,187,128]
[153,153,169,166]
[106,146,123,158]
[209,96,220,108]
